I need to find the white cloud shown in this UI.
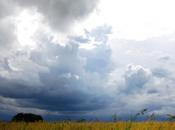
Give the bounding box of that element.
[124,64,152,90]
[1,0,175,119]
[79,0,175,40]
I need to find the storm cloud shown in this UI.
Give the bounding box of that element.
[0,23,112,116]
[0,0,175,120]
[14,0,98,30]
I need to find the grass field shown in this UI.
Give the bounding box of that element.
[0,121,175,130]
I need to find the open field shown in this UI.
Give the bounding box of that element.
[0,121,175,130]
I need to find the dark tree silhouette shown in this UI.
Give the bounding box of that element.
[167,114,175,121]
[11,113,43,122]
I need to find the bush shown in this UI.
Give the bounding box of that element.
[11,113,43,122]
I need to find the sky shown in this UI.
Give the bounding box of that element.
[0,0,175,120]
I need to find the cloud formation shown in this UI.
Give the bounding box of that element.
[124,64,152,91]
[15,0,98,30]
[0,23,112,116]
[0,0,175,120]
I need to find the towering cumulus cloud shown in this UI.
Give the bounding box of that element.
[0,0,111,118]
[1,0,175,120]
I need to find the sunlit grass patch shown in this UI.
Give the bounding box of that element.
[1,121,175,130]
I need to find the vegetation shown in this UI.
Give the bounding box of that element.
[0,121,175,130]
[166,114,175,121]
[0,110,174,130]
[12,113,43,122]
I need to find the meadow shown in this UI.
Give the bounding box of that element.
[0,121,175,130]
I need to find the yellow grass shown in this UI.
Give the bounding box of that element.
[0,121,175,130]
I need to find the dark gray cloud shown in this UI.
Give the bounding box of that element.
[0,0,111,116]
[0,26,112,115]
[15,0,98,30]
[0,0,98,52]
[1,0,175,119]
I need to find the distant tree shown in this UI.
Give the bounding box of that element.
[112,114,118,122]
[167,114,175,121]
[64,118,72,122]
[11,113,43,122]
[148,113,156,121]
[77,118,86,122]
